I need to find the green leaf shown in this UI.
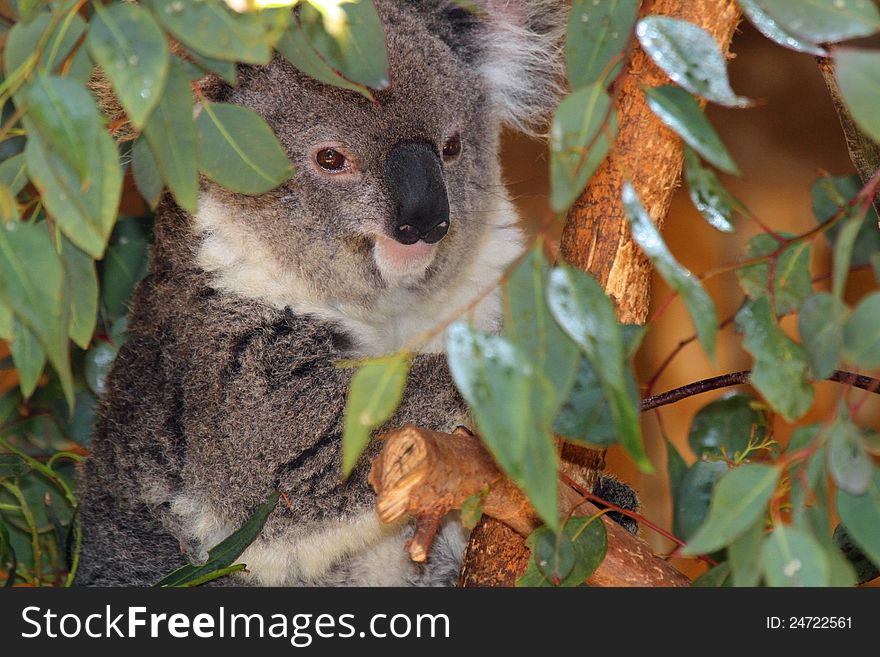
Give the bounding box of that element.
[737,0,827,56]
[9,318,45,399]
[736,298,814,421]
[533,526,575,584]
[342,354,409,477]
[553,357,640,448]
[0,453,29,478]
[759,0,880,43]
[196,102,294,195]
[558,514,607,586]
[729,518,765,587]
[737,234,812,316]
[101,217,150,322]
[798,292,847,380]
[550,84,617,212]
[0,184,19,223]
[276,15,373,99]
[504,247,579,421]
[156,491,280,587]
[87,2,169,130]
[837,469,880,571]
[4,10,91,83]
[23,75,97,182]
[148,0,278,64]
[547,264,648,471]
[84,340,117,397]
[142,60,199,213]
[61,238,98,349]
[828,404,873,496]
[566,0,639,87]
[0,154,27,196]
[666,438,688,513]
[636,16,751,107]
[623,182,718,357]
[682,463,780,555]
[688,392,768,459]
[683,146,743,232]
[832,207,868,302]
[692,562,732,587]
[24,112,122,259]
[0,221,73,407]
[644,86,739,175]
[184,49,238,85]
[833,523,880,584]
[131,137,164,210]
[674,458,729,542]
[518,514,607,587]
[762,524,829,587]
[300,0,389,89]
[843,291,880,369]
[812,175,880,270]
[447,323,558,530]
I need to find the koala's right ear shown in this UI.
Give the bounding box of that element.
[444,0,568,136]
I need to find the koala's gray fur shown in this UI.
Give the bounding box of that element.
[76,0,576,586]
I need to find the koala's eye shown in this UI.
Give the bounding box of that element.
[442,134,462,162]
[316,148,347,172]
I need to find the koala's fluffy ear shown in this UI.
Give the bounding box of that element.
[466,0,567,135]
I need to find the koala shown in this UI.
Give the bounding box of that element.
[75,0,635,587]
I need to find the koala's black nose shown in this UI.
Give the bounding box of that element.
[384,141,450,245]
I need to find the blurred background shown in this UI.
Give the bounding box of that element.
[502,21,880,578]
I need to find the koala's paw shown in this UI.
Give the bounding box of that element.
[592,474,639,534]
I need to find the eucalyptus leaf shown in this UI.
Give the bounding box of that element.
[547,264,647,470]
[828,404,873,496]
[674,458,729,542]
[447,323,558,530]
[148,0,279,64]
[87,2,169,130]
[0,221,73,407]
[682,463,780,555]
[636,16,751,107]
[342,354,409,477]
[9,318,45,399]
[683,146,743,232]
[196,102,294,195]
[550,84,617,212]
[299,0,389,90]
[4,11,92,83]
[737,233,813,316]
[644,86,739,176]
[842,291,880,369]
[566,0,639,87]
[798,293,847,380]
[688,392,767,459]
[729,518,765,587]
[737,0,827,56]
[156,491,280,587]
[811,175,880,270]
[837,469,880,571]
[835,49,880,149]
[61,238,98,350]
[131,137,164,210]
[623,182,718,357]
[142,60,198,213]
[759,0,880,44]
[762,524,829,587]
[736,298,814,421]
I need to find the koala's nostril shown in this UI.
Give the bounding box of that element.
[395,224,421,245]
[422,220,449,244]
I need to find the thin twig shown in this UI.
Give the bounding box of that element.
[641,369,880,413]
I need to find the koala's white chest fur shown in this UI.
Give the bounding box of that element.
[194,193,524,354]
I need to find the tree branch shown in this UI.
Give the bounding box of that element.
[369,425,690,587]
[641,370,880,412]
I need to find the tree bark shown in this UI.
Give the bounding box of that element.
[370,426,690,586]
[459,0,742,587]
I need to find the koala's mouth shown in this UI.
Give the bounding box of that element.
[372,234,438,280]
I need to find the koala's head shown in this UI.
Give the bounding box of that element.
[192,0,564,323]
